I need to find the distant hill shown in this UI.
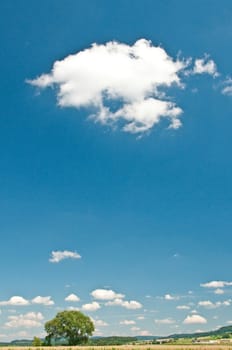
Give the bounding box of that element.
[168,325,232,339]
[1,325,232,346]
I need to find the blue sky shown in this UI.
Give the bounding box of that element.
[1,0,232,340]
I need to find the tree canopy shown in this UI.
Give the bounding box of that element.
[44,310,94,345]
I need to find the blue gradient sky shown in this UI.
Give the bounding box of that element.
[1,0,232,340]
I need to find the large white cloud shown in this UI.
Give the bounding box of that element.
[28,39,189,134]
[49,250,81,263]
[183,314,207,324]
[5,312,44,328]
[91,289,124,300]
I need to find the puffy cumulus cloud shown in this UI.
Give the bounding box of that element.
[119,320,136,325]
[5,312,44,328]
[28,39,189,134]
[193,56,218,77]
[155,318,175,324]
[49,250,81,263]
[0,296,30,306]
[106,298,142,309]
[131,326,140,331]
[31,296,54,306]
[65,293,80,302]
[200,280,232,288]
[82,301,101,312]
[183,314,207,324]
[164,294,179,301]
[176,305,190,310]
[91,289,124,300]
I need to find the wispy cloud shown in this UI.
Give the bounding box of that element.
[221,78,232,96]
[49,250,81,263]
[106,298,142,309]
[155,318,175,324]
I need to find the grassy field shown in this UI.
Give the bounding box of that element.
[1,346,232,350]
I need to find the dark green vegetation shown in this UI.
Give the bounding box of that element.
[44,310,94,345]
[89,336,138,346]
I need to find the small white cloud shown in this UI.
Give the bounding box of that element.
[214,288,224,295]
[176,305,190,310]
[198,300,215,308]
[191,309,198,314]
[122,300,143,309]
[164,294,179,301]
[65,293,80,302]
[155,318,175,324]
[183,314,207,324]
[131,326,140,331]
[49,250,81,263]
[92,319,108,327]
[120,320,136,325]
[200,280,232,288]
[0,296,30,306]
[91,289,124,300]
[82,301,100,311]
[5,312,44,328]
[193,56,218,77]
[31,296,54,306]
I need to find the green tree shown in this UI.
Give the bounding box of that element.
[32,336,42,347]
[44,310,94,345]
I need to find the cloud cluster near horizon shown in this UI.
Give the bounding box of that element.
[28,39,218,134]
